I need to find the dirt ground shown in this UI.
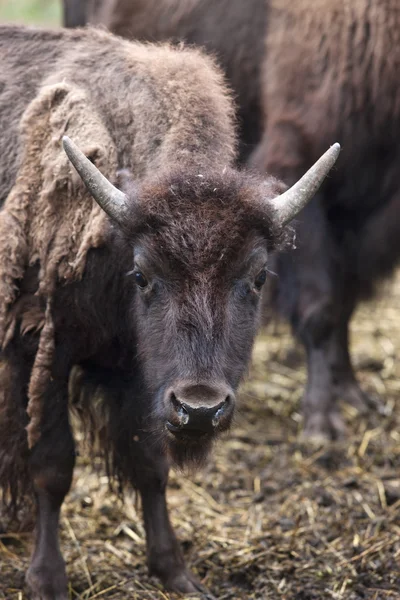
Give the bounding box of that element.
[1,273,400,599]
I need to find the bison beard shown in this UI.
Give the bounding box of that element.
[0,25,339,599]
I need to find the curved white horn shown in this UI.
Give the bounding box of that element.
[62,135,128,225]
[271,143,341,226]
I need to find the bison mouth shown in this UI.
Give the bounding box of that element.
[166,421,209,439]
[164,423,217,468]
[154,381,235,468]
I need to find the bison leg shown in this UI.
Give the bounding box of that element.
[109,395,208,593]
[139,467,208,595]
[120,434,207,595]
[300,308,349,441]
[326,309,373,412]
[297,296,346,441]
[270,199,369,440]
[87,368,211,595]
[299,284,374,440]
[0,340,33,529]
[26,380,74,600]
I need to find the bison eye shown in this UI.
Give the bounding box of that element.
[254,269,267,290]
[134,271,148,289]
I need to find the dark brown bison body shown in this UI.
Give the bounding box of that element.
[70,0,400,439]
[252,0,400,438]
[0,25,337,598]
[63,0,87,27]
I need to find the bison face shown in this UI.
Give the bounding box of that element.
[62,136,340,467]
[129,232,269,467]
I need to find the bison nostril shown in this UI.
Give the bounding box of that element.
[212,396,231,427]
[170,393,189,426]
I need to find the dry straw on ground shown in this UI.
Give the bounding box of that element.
[1,274,400,599]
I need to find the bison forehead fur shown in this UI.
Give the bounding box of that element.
[121,167,286,270]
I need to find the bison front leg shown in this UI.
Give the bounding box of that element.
[109,391,208,595]
[99,372,211,595]
[300,315,348,441]
[269,199,369,440]
[26,380,75,600]
[134,447,209,595]
[140,470,205,594]
[300,296,373,440]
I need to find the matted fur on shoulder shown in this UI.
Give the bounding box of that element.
[0,81,115,522]
[0,81,114,345]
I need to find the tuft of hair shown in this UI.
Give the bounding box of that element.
[0,359,34,529]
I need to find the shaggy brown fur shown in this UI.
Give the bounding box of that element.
[77,0,400,439]
[254,0,400,178]
[0,81,110,452]
[64,0,268,159]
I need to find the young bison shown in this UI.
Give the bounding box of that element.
[0,25,338,598]
[70,0,400,440]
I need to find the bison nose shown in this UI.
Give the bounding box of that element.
[166,382,234,435]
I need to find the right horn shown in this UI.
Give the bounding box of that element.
[271,143,341,226]
[62,136,129,225]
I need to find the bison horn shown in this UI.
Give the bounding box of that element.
[62,136,128,224]
[271,143,341,226]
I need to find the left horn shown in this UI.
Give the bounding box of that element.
[271,143,341,226]
[62,135,128,225]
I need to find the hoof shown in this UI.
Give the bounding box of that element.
[164,568,214,598]
[302,410,345,442]
[26,561,68,600]
[148,536,213,597]
[336,381,372,413]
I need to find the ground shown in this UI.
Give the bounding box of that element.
[1,3,400,599]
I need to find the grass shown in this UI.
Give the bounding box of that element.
[0,0,60,26]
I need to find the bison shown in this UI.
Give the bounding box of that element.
[0,25,338,598]
[68,0,400,439]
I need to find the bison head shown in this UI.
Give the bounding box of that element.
[63,136,339,466]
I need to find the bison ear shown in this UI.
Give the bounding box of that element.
[270,143,341,226]
[62,135,129,226]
